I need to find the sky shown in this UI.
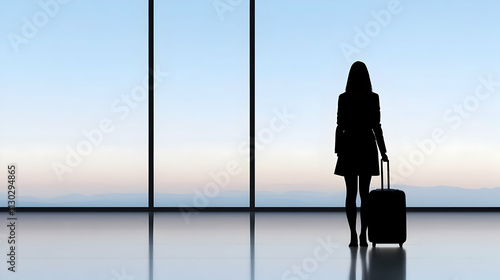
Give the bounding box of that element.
[1,0,500,207]
[0,0,148,198]
[255,0,500,193]
[154,0,250,197]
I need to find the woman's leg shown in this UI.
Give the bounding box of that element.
[344,175,358,246]
[359,175,372,246]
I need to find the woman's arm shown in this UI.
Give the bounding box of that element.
[372,94,388,158]
[335,94,345,155]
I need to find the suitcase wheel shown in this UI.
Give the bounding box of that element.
[372,243,376,247]
[399,243,403,247]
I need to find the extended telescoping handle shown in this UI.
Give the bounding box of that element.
[380,159,390,190]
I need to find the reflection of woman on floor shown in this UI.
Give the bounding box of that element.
[350,247,406,280]
[334,61,388,247]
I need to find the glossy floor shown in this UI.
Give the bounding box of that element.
[1,212,499,279]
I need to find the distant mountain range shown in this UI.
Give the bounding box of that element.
[1,185,500,207]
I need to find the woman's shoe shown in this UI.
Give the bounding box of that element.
[359,233,368,247]
[349,234,358,247]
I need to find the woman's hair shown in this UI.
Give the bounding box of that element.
[345,61,372,93]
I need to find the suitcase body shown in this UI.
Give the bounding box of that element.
[368,160,407,247]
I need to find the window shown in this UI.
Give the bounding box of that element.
[154,0,250,207]
[1,0,499,208]
[255,0,500,207]
[0,0,148,207]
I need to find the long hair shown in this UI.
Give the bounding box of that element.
[345,61,372,93]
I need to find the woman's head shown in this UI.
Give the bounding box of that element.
[345,61,372,93]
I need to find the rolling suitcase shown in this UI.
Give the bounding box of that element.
[368,159,407,247]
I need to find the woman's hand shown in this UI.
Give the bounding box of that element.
[381,153,389,162]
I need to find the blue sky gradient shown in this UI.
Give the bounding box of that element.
[0,0,148,198]
[256,0,500,195]
[154,0,249,200]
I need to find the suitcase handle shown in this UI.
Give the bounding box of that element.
[380,159,390,190]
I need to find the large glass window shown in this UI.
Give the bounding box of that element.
[2,0,500,208]
[0,0,148,207]
[154,0,250,207]
[256,0,500,207]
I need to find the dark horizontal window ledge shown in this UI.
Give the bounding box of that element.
[2,207,500,212]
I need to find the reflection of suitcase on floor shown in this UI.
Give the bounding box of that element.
[368,247,406,280]
[368,160,407,247]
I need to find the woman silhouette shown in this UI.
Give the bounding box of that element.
[334,61,388,247]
